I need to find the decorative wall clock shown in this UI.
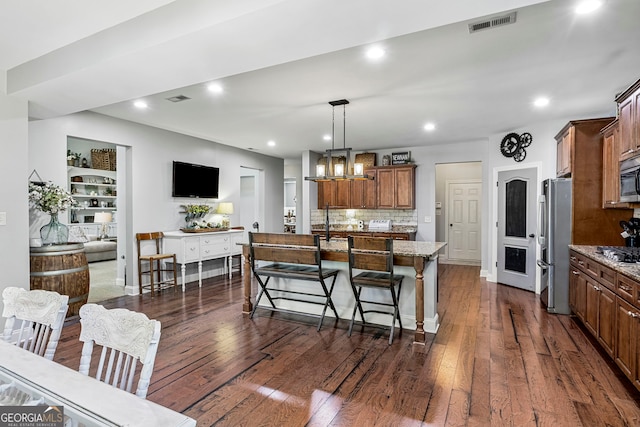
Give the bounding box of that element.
[500,132,532,162]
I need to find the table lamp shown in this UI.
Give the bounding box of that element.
[217,202,234,228]
[94,212,112,240]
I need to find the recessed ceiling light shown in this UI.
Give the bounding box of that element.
[267,140,276,147]
[323,134,332,141]
[533,97,550,108]
[134,100,147,109]
[366,46,385,60]
[207,83,223,93]
[575,0,603,14]
[423,122,436,131]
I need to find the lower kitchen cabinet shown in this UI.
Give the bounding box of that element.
[570,247,640,390]
[597,285,616,357]
[615,297,637,381]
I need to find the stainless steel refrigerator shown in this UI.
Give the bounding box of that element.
[537,178,572,314]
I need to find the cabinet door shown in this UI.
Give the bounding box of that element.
[597,285,616,357]
[569,267,579,313]
[575,270,587,321]
[619,96,635,160]
[584,277,600,337]
[395,166,415,209]
[616,297,636,380]
[634,88,640,152]
[318,181,350,209]
[376,168,395,208]
[350,169,377,209]
[556,139,564,177]
[317,181,333,209]
[556,128,573,177]
[602,125,622,208]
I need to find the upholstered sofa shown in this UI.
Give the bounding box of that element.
[69,226,117,263]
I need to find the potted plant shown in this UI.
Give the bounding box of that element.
[67,150,81,167]
[182,204,211,224]
[29,182,77,245]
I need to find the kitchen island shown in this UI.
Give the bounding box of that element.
[241,238,446,345]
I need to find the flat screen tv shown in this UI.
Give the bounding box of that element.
[172,161,219,199]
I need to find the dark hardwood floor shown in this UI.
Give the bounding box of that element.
[53,264,640,426]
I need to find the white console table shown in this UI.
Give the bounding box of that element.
[164,229,244,289]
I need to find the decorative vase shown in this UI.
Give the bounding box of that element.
[67,159,75,166]
[40,213,69,245]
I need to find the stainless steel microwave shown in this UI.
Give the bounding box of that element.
[620,156,640,202]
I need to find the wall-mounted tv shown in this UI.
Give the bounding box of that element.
[172,161,219,199]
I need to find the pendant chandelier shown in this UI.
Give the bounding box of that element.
[305,99,374,182]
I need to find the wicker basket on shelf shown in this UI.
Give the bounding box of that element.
[354,152,376,168]
[91,149,116,171]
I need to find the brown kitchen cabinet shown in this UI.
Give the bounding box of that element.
[376,165,416,209]
[615,296,640,388]
[556,125,573,177]
[556,118,632,245]
[570,250,616,357]
[617,78,640,161]
[569,247,640,391]
[350,169,377,208]
[317,180,351,209]
[601,120,631,208]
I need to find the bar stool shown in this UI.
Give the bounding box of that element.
[347,236,404,345]
[136,232,178,295]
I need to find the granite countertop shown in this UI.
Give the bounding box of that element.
[321,239,445,258]
[569,245,640,282]
[310,224,417,233]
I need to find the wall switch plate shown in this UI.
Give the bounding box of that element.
[0,212,6,225]
[424,216,432,223]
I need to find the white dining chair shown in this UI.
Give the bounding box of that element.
[2,287,69,361]
[78,303,161,399]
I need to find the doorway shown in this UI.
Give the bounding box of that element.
[240,167,264,239]
[67,137,125,301]
[435,162,483,265]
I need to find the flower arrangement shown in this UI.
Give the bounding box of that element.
[28,182,77,214]
[182,204,211,216]
[67,150,81,161]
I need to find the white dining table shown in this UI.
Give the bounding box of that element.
[0,341,196,426]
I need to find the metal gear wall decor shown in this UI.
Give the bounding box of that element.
[500,132,532,162]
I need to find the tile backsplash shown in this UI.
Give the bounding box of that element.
[310,209,417,226]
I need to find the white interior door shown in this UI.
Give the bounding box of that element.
[497,168,537,291]
[240,168,262,240]
[447,181,482,262]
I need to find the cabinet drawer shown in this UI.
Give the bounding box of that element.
[183,238,200,262]
[570,251,598,277]
[597,263,616,291]
[617,273,637,305]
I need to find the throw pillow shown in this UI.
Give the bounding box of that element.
[68,226,89,243]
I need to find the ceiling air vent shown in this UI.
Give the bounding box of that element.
[468,12,517,33]
[166,95,191,103]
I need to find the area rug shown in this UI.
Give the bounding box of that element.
[88,260,126,303]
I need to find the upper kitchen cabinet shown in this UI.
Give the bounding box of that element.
[350,168,377,209]
[617,78,640,161]
[556,118,632,245]
[602,120,631,209]
[556,126,573,177]
[376,165,416,209]
[317,180,351,209]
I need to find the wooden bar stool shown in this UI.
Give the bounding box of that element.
[136,232,178,295]
[347,236,404,344]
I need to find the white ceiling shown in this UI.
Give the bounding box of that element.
[3,0,640,160]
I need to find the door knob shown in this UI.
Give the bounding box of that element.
[529,233,535,238]
[449,224,453,227]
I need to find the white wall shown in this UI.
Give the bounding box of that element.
[28,111,284,292]
[0,93,29,305]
